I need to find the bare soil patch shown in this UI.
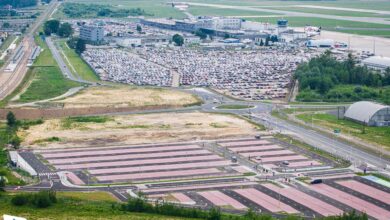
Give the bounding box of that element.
[56,86,200,108]
[20,112,259,149]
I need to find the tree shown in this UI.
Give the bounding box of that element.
[2,22,10,28]
[270,35,278,43]
[75,38,86,54]
[259,39,264,46]
[195,30,207,40]
[172,34,184,46]
[43,19,60,36]
[207,207,221,220]
[136,24,142,33]
[58,22,73,38]
[265,36,270,46]
[6,112,16,128]
[0,177,5,191]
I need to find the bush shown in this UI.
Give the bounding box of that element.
[11,194,30,206]
[31,190,57,208]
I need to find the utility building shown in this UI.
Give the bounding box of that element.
[344,101,390,126]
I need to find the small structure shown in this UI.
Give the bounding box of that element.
[3,215,27,220]
[344,101,390,126]
[361,56,390,72]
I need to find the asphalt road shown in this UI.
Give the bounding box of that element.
[45,37,93,85]
[185,88,390,171]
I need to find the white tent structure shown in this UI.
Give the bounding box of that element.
[344,101,390,126]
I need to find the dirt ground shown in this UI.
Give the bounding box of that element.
[20,112,259,149]
[56,86,200,108]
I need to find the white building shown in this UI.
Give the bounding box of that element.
[196,17,242,30]
[344,101,390,126]
[80,25,104,44]
[361,56,390,72]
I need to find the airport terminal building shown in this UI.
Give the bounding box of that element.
[344,101,390,126]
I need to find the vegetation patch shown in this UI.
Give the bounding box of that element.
[61,116,112,129]
[18,35,82,103]
[274,133,351,168]
[32,137,62,145]
[209,123,228,128]
[294,53,390,104]
[58,40,99,82]
[296,113,390,150]
[61,3,152,18]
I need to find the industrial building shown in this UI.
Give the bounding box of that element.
[344,101,390,126]
[361,56,390,72]
[79,25,104,44]
[117,35,171,47]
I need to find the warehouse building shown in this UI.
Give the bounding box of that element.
[344,101,390,126]
[361,56,390,72]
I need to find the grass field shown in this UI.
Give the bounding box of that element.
[0,192,189,220]
[266,6,390,17]
[188,0,390,11]
[0,35,17,53]
[57,40,99,82]
[57,191,119,202]
[296,113,390,151]
[15,36,82,103]
[248,16,390,36]
[63,0,186,19]
[188,6,279,16]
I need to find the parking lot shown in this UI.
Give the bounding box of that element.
[25,138,390,219]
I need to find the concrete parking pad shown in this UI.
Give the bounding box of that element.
[96,168,222,182]
[219,140,271,147]
[228,145,283,153]
[48,149,211,165]
[171,193,195,204]
[336,180,390,204]
[41,145,201,158]
[198,191,247,210]
[234,188,299,214]
[239,149,295,157]
[65,172,85,185]
[55,155,222,170]
[89,161,231,175]
[143,182,258,194]
[263,184,342,216]
[310,184,390,220]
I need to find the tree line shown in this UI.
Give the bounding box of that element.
[43,19,73,37]
[62,3,151,18]
[294,52,390,103]
[120,196,368,220]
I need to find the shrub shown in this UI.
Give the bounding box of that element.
[11,194,30,206]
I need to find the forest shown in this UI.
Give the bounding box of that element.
[294,52,390,104]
